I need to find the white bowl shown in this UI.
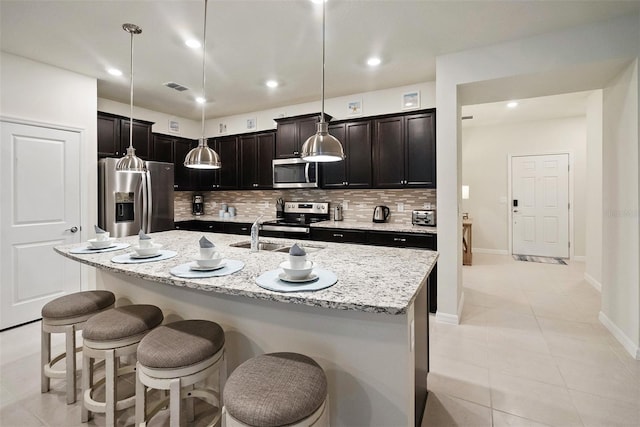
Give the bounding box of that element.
[87,237,116,249]
[196,254,224,268]
[279,260,314,280]
[132,243,162,257]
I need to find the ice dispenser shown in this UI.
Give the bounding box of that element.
[115,192,135,223]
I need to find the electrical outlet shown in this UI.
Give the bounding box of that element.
[263,201,269,208]
[397,202,404,212]
[423,202,431,209]
[342,200,349,210]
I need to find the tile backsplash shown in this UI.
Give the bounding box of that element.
[175,188,436,224]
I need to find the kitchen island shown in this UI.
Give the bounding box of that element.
[55,230,437,425]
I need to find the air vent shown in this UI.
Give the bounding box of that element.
[163,82,190,92]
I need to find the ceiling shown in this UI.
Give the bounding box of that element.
[1,1,638,121]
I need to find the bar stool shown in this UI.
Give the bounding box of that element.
[222,352,329,427]
[81,304,163,426]
[41,290,115,404]
[135,319,226,427]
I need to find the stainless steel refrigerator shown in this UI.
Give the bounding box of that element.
[98,158,174,237]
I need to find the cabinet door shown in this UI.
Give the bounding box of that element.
[373,116,405,188]
[345,121,372,188]
[151,134,174,163]
[256,132,275,188]
[405,113,435,188]
[321,124,347,188]
[275,121,297,158]
[298,116,319,154]
[240,135,258,189]
[216,136,238,189]
[173,139,195,190]
[121,120,152,160]
[97,114,120,157]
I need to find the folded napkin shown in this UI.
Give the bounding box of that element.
[289,243,306,256]
[199,236,215,248]
[94,225,107,233]
[139,230,151,240]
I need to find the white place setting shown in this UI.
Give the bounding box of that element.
[69,228,131,254]
[112,231,177,264]
[255,243,338,293]
[170,236,244,278]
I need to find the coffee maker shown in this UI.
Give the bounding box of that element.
[192,195,204,216]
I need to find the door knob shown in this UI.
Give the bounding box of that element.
[513,210,519,213]
[65,226,79,233]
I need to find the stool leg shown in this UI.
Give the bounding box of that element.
[169,378,181,427]
[135,363,147,427]
[81,352,92,422]
[105,349,116,427]
[41,325,50,393]
[185,384,195,423]
[65,324,76,404]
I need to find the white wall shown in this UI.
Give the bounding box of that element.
[585,90,604,291]
[600,60,640,358]
[435,13,640,328]
[0,52,98,289]
[462,116,587,257]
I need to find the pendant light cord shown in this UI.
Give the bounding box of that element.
[201,0,208,145]
[320,0,326,124]
[129,29,134,150]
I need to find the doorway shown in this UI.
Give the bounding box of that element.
[510,153,570,258]
[0,120,82,330]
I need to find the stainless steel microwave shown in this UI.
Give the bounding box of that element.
[272,158,319,189]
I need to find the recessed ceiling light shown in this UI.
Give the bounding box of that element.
[310,0,327,3]
[196,97,206,104]
[367,57,381,67]
[266,80,279,88]
[507,101,519,108]
[107,68,122,76]
[185,39,201,49]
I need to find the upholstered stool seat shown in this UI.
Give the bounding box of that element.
[41,290,115,404]
[135,320,227,427]
[222,353,329,427]
[82,304,163,427]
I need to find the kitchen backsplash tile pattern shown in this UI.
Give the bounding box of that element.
[175,189,436,224]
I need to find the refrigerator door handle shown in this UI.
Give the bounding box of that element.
[142,170,153,233]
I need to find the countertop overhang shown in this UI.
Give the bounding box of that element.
[55,230,438,315]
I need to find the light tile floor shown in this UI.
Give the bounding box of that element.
[423,253,640,427]
[1,254,638,426]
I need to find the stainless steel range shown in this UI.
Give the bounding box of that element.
[260,201,329,238]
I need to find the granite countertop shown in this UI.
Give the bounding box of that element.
[55,230,437,315]
[175,215,437,234]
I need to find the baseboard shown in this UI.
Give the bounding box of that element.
[573,255,586,262]
[584,273,602,292]
[599,311,640,360]
[473,248,509,255]
[435,292,465,325]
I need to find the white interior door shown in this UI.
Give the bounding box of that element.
[512,154,569,258]
[1,121,82,330]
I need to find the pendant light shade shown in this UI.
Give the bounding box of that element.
[116,23,146,173]
[184,0,221,169]
[300,0,345,163]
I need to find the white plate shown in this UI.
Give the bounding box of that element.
[86,244,116,250]
[278,272,319,283]
[129,252,162,259]
[189,260,227,271]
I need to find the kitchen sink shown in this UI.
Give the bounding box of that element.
[230,241,325,253]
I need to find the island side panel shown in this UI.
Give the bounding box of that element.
[98,270,417,426]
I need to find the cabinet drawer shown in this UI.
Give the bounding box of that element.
[367,231,436,250]
[223,223,251,235]
[311,228,367,244]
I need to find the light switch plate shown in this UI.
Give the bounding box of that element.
[397,202,404,212]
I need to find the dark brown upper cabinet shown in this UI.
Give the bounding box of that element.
[97,112,153,159]
[274,113,332,158]
[373,111,435,188]
[321,120,372,189]
[240,131,275,189]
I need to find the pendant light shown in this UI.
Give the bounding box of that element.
[115,23,146,173]
[300,0,345,163]
[184,0,221,169]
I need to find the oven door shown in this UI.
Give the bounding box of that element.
[272,158,318,189]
